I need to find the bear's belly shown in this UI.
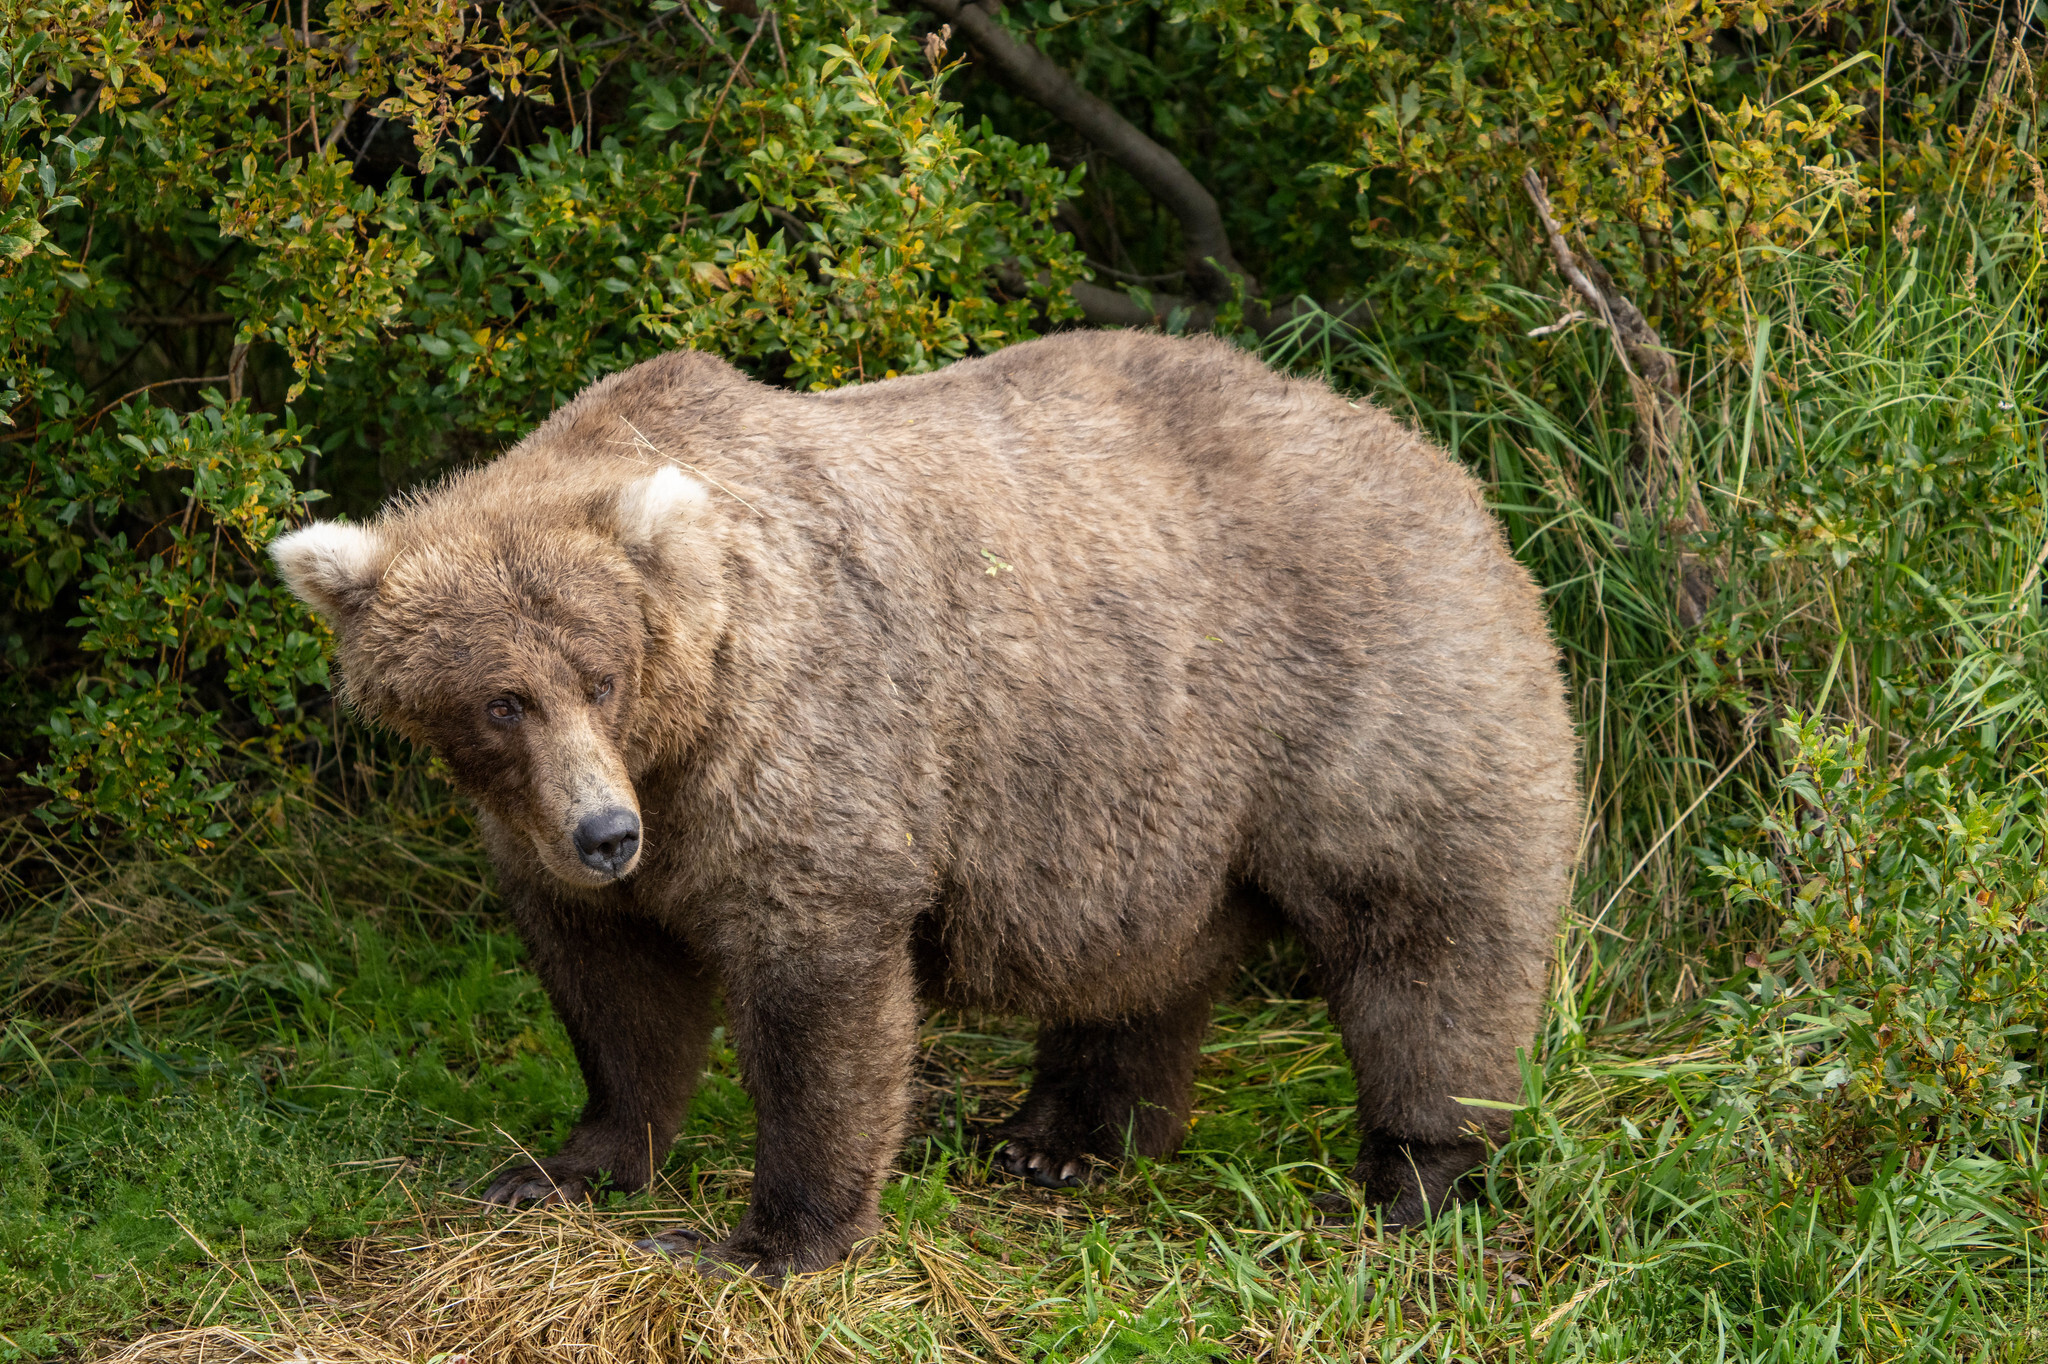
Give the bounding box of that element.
[910,883,1273,1019]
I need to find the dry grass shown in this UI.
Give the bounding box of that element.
[90,1172,1441,1363]
[105,1203,968,1363]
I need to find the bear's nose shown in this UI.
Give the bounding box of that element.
[573,808,641,875]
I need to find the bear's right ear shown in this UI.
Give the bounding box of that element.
[613,465,711,565]
[270,522,389,626]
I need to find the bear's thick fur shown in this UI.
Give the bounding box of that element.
[272,331,1578,1276]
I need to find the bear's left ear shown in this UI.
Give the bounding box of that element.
[270,521,389,628]
[613,465,711,564]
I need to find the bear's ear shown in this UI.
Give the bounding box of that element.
[613,465,711,563]
[270,521,389,626]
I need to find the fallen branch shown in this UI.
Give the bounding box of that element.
[1523,172,1675,391]
[999,265,1365,336]
[1522,168,1715,628]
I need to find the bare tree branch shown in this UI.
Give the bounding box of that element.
[1522,168,1676,395]
[920,0,1249,302]
[1068,280,1369,335]
[922,2,1373,335]
[1523,168,1714,628]
[997,261,1364,337]
[1067,280,1162,328]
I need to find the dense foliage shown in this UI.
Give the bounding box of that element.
[1712,716,2048,1163]
[984,0,1884,339]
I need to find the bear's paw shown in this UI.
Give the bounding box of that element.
[993,1138,1095,1190]
[480,1162,595,1207]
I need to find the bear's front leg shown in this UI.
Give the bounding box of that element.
[483,890,717,1206]
[656,931,919,1278]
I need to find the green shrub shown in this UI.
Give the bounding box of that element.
[1709,715,2048,1164]
[8,0,2038,864]
[10,390,327,849]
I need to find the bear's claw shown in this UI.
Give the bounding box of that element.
[996,1140,1091,1189]
[1311,1186,1430,1231]
[634,1226,709,1259]
[1309,1189,1359,1227]
[636,1226,807,1283]
[634,1226,745,1280]
[481,1164,592,1207]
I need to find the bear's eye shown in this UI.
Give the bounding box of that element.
[593,676,615,704]
[486,696,523,724]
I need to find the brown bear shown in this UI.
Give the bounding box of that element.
[271,330,1578,1278]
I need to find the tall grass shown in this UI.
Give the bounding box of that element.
[1297,174,2048,1031]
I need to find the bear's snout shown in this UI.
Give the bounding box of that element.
[573,808,642,876]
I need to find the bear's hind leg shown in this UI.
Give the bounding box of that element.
[1285,864,1557,1229]
[994,990,1214,1188]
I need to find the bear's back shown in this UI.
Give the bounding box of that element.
[779,330,1537,667]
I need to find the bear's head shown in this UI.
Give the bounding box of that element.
[270,464,723,889]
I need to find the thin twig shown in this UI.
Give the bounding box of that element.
[1526,308,1595,338]
[83,375,232,432]
[679,2,756,87]
[767,5,787,74]
[675,14,763,236]
[2009,531,2048,610]
[321,98,359,155]
[525,0,581,138]
[615,420,762,517]
[1595,731,1759,925]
